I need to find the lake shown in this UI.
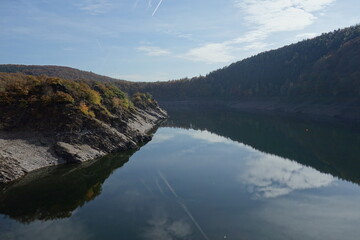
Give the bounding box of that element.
[1,108,360,240]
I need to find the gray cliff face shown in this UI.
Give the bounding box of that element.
[0,106,167,184]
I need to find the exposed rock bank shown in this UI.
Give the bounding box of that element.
[0,107,166,184]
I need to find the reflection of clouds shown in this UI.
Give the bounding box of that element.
[151,133,175,144]
[239,154,334,198]
[177,128,334,199]
[161,128,334,200]
[185,129,239,145]
[143,212,192,240]
[0,219,91,240]
[156,128,251,151]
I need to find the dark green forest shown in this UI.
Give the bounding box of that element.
[132,25,360,101]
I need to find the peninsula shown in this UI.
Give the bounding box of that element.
[0,73,167,183]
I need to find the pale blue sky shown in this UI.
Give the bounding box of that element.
[1,0,359,81]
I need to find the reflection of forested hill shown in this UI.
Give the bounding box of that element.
[164,108,360,185]
[0,150,134,223]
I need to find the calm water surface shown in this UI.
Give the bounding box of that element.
[1,109,360,240]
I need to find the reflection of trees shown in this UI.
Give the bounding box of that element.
[0,150,135,223]
[164,107,360,185]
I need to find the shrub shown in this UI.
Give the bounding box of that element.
[112,97,133,109]
[53,92,75,104]
[79,101,95,118]
[86,89,102,105]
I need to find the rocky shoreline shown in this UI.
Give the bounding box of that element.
[0,107,167,184]
[0,72,168,184]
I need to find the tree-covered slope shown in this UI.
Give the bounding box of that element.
[0,72,160,130]
[134,25,360,102]
[1,25,359,113]
[0,65,128,85]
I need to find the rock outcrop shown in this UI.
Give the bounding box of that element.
[0,73,167,183]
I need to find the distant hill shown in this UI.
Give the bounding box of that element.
[0,64,128,85]
[134,25,360,102]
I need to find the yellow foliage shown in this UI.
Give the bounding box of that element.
[112,97,133,109]
[88,111,95,118]
[87,89,102,105]
[45,77,63,85]
[79,101,95,117]
[0,73,152,120]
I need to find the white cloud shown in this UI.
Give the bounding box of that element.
[241,41,270,51]
[182,0,335,64]
[229,30,268,44]
[238,154,334,198]
[181,43,235,64]
[295,32,318,40]
[137,46,171,56]
[79,0,113,15]
[234,0,336,33]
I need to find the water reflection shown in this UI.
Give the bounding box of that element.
[164,108,360,185]
[1,219,92,240]
[177,127,335,199]
[1,108,360,240]
[0,150,134,223]
[238,154,334,198]
[143,209,193,240]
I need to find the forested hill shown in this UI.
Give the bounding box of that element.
[1,25,360,104]
[0,65,129,85]
[133,25,360,102]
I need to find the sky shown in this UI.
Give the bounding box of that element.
[1,0,359,82]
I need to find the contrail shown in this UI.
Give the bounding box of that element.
[179,202,210,240]
[155,178,165,196]
[152,0,163,16]
[158,171,210,240]
[158,171,178,198]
